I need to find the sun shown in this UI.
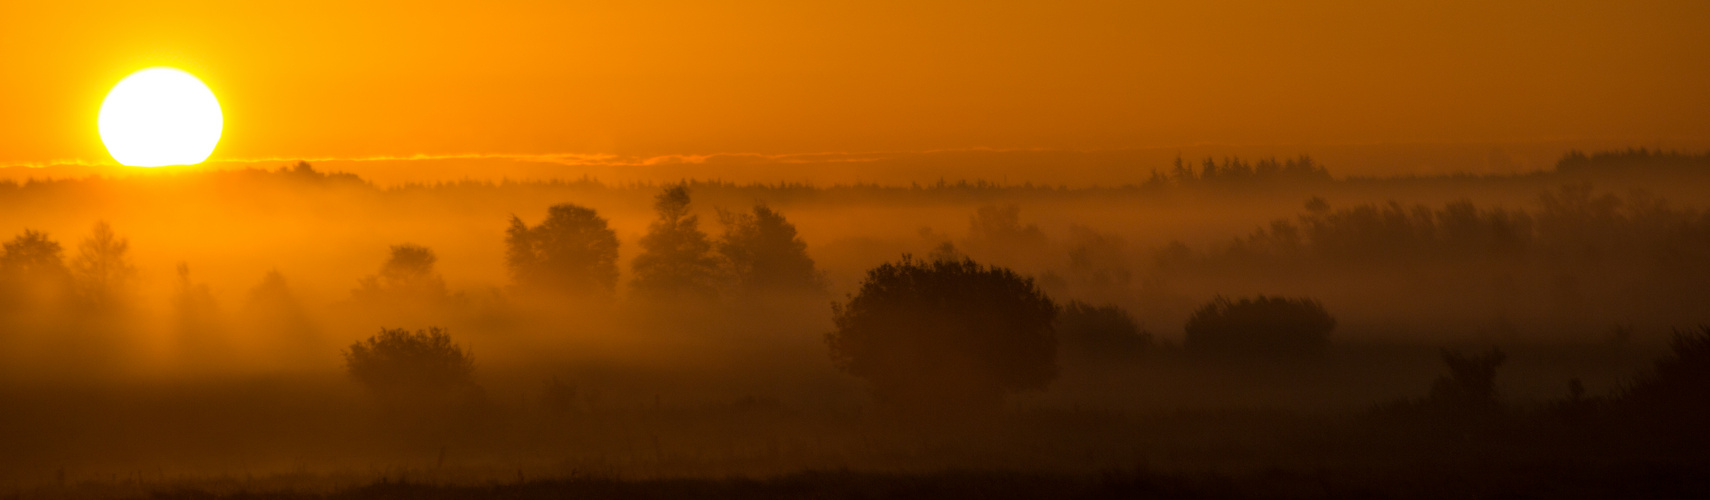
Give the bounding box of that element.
[98,67,224,167]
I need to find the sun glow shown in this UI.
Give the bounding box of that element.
[98,67,223,167]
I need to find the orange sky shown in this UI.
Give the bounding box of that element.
[3,0,1708,169]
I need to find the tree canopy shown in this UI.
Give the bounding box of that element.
[1,230,69,284]
[631,185,721,300]
[962,204,1048,267]
[352,244,450,305]
[1428,348,1507,410]
[1183,295,1334,358]
[717,204,823,294]
[343,326,475,399]
[828,257,1057,414]
[1056,301,1150,365]
[0,230,72,305]
[71,221,135,307]
[506,203,620,297]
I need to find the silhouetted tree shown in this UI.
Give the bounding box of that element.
[968,205,1045,244]
[1304,196,1330,213]
[1285,155,1331,180]
[247,270,304,319]
[927,241,966,263]
[0,230,73,305]
[1056,301,1150,365]
[1181,155,1330,185]
[1623,327,1710,441]
[343,327,475,400]
[1183,295,1334,358]
[717,204,824,294]
[353,244,450,305]
[278,160,366,185]
[506,204,620,297]
[827,257,1057,415]
[70,221,135,307]
[173,262,224,362]
[1063,225,1131,301]
[631,185,721,299]
[2,230,69,280]
[1171,155,1193,183]
[244,270,317,359]
[963,204,1047,266]
[1428,349,1507,409]
[1638,327,1710,396]
[541,376,580,415]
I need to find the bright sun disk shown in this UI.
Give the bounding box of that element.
[98,67,223,167]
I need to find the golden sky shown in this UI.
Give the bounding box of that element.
[3,0,1707,168]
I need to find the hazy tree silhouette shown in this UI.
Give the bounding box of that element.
[244,270,317,359]
[70,221,136,308]
[1183,295,1334,358]
[968,205,1045,245]
[173,262,224,363]
[963,204,1047,266]
[1222,198,1531,264]
[927,241,966,263]
[278,160,365,185]
[0,230,73,305]
[631,185,721,299]
[353,244,450,305]
[506,204,620,297]
[343,327,475,401]
[541,376,580,416]
[717,204,824,294]
[1063,225,1132,301]
[827,257,1057,416]
[1555,148,1710,174]
[247,270,304,319]
[1622,327,1710,443]
[1635,327,1710,398]
[1056,301,1150,365]
[1427,349,1507,409]
[1161,155,1331,186]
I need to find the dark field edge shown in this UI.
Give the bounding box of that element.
[136,464,1710,500]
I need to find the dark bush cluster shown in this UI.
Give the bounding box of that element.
[506,203,621,297]
[1623,326,1710,433]
[1055,300,1150,365]
[827,257,1057,415]
[1183,296,1334,358]
[1427,349,1507,410]
[343,327,475,400]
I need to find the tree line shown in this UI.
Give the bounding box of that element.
[1141,154,1333,188]
[0,222,135,314]
[1181,185,1710,272]
[346,183,827,311]
[345,249,1334,421]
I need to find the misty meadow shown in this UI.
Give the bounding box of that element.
[6,0,1710,496]
[0,150,1705,498]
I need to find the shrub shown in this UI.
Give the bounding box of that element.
[1056,301,1150,365]
[1183,295,1334,358]
[828,257,1057,415]
[1427,348,1507,409]
[506,204,620,297]
[631,185,720,300]
[343,327,475,401]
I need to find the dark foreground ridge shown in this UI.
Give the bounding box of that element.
[141,466,1710,500]
[146,471,1170,500]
